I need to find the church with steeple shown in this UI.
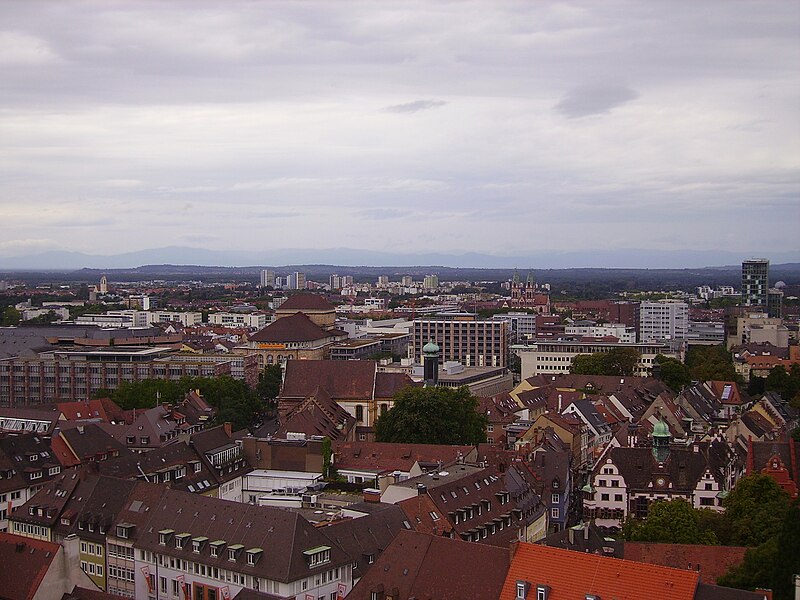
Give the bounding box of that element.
[506,269,550,313]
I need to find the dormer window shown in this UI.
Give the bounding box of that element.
[246,548,263,565]
[194,463,202,473]
[516,581,530,599]
[159,529,174,546]
[536,585,550,600]
[304,546,331,567]
[116,524,134,539]
[175,533,190,549]
[228,544,244,562]
[209,540,225,558]
[126,436,135,445]
[192,537,208,554]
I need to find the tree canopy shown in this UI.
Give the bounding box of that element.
[572,347,640,377]
[722,473,791,547]
[654,354,692,393]
[764,365,800,407]
[622,498,718,545]
[685,344,740,383]
[93,375,264,432]
[374,385,488,445]
[1,306,21,326]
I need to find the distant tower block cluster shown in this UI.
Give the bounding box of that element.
[260,269,275,288]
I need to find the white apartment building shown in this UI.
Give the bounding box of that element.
[207,312,268,329]
[515,340,676,379]
[638,300,688,343]
[150,311,203,327]
[492,313,538,341]
[564,323,636,343]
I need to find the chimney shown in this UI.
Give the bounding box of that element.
[584,522,590,541]
[223,422,232,438]
[568,527,575,545]
[362,488,381,503]
[509,539,520,560]
[416,483,427,496]
[63,534,85,589]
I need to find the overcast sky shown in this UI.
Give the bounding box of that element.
[1,1,798,264]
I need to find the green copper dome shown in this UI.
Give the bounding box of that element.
[652,418,670,438]
[422,339,440,355]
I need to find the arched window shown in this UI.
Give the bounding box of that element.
[267,355,274,365]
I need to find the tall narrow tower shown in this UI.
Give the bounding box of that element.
[422,339,440,387]
[741,259,769,309]
[99,275,108,294]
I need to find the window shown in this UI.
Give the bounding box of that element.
[700,497,714,506]
[601,493,609,501]
[194,463,202,473]
[551,508,559,519]
[516,581,528,599]
[551,493,559,504]
[355,405,364,421]
[614,494,623,502]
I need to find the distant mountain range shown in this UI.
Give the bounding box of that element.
[1,246,799,271]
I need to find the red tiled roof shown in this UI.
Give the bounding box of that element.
[348,530,509,600]
[398,494,455,536]
[333,441,474,473]
[502,542,700,600]
[623,542,749,585]
[374,372,419,398]
[249,313,334,343]
[0,532,60,600]
[280,360,377,400]
[277,294,334,311]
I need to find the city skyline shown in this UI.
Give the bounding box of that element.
[1,1,798,262]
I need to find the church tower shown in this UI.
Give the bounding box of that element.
[651,417,672,463]
[422,339,440,387]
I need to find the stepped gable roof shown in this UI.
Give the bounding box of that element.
[502,542,700,600]
[276,294,334,311]
[374,372,419,398]
[607,446,714,492]
[623,542,749,585]
[0,532,61,600]
[249,312,333,343]
[137,488,351,584]
[278,386,355,441]
[397,493,455,537]
[280,360,377,400]
[747,439,799,479]
[319,504,410,581]
[57,423,130,462]
[347,530,509,600]
[333,442,474,474]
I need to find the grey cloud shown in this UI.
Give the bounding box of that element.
[384,100,447,113]
[555,84,639,118]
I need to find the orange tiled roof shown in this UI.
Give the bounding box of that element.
[501,543,699,600]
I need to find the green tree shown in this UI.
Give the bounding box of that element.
[375,385,488,445]
[571,348,640,376]
[655,354,692,392]
[685,345,740,383]
[256,364,282,406]
[723,473,791,547]
[1,306,21,326]
[622,498,718,545]
[764,365,800,405]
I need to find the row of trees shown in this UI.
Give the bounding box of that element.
[92,364,283,432]
[622,475,799,599]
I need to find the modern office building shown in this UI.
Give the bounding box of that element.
[412,317,508,367]
[741,259,769,308]
[638,300,688,343]
[259,269,275,288]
